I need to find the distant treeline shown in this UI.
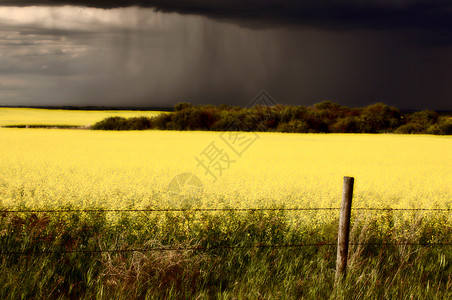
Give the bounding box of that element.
[91,101,452,135]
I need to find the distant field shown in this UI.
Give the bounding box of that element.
[0,129,450,210]
[0,107,164,127]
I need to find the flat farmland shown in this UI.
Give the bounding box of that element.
[0,127,450,299]
[0,128,450,210]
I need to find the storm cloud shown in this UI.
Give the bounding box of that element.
[0,2,451,109]
[1,0,451,32]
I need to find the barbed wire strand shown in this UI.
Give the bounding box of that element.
[0,207,450,213]
[1,242,451,256]
[353,208,451,211]
[1,208,449,255]
[0,208,339,213]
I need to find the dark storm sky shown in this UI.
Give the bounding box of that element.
[0,0,451,109]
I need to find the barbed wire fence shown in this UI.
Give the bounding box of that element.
[0,177,450,278]
[1,207,450,253]
[1,207,450,213]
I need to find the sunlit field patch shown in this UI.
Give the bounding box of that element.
[0,128,450,210]
[0,107,164,127]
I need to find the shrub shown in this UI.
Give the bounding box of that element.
[91,116,131,130]
[90,102,449,135]
[426,117,452,135]
[305,109,329,133]
[250,105,280,131]
[192,106,220,130]
[170,109,192,130]
[91,116,153,130]
[153,113,173,130]
[395,110,440,134]
[276,120,309,133]
[409,110,438,125]
[330,117,363,133]
[360,103,402,133]
[128,117,153,130]
[174,102,192,111]
[394,122,427,134]
[280,105,308,123]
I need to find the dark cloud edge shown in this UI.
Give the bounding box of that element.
[1,0,452,31]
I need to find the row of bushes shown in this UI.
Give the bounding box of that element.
[91,101,452,134]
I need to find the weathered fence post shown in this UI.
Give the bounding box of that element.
[335,176,354,282]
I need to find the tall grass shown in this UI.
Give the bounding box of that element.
[0,208,450,299]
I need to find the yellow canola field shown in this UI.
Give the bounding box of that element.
[0,128,450,210]
[0,108,164,126]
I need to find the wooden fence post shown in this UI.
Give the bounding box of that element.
[336,176,354,282]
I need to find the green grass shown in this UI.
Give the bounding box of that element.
[0,208,450,299]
